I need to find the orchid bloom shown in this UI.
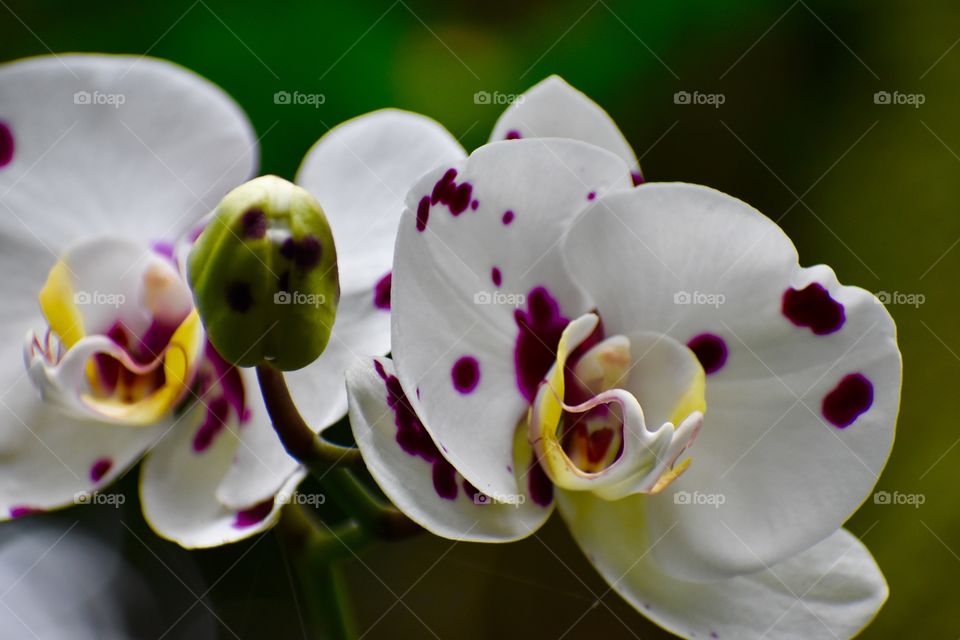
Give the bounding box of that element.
[345,78,901,638]
[0,54,456,548]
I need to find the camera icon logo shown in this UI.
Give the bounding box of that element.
[73,291,91,305]
[673,291,691,305]
[873,91,891,105]
[274,91,292,105]
[474,91,491,105]
[274,291,292,304]
[473,493,492,505]
[474,291,492,304]
[73,90,92,105]
[673,91,691,105]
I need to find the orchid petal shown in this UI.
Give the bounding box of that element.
[0,54,257,248]
[347,357,552,541]
[391,138,632,497]
[559,490,887,640]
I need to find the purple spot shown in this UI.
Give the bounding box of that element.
[631,171,645,186]
[90,458,112,483]
[451,356,480,394]
[782,283,845,335]
[502,210,515,225]
[193,396,230,452]
[281,236,322,270]
[151,240,175,261]
[416,195,430,232]
[234,498,274,528]
[373,271,392,310]
[241,208,267,239]
[429,168,473,216]
[225,281,253,312]
[9,506,41,519]
[587,191,596,201]
[687,333,728,375]
[0,122,13,168]
[491,267,502,287]
[505,130,522,140]
[373,359,387,380]
[205,342,250,423]
[470,199,479,210]
[823,374,873,428]
[462,479,483,503]
[433,461,458,500]
[188,222,206,243]
[381,369,458,499]
[514,287,569,401]
[528,456,554,507]
[136,319,179,364]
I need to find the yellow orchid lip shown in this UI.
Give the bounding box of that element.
[28,249,203,426]
[527,313,706,501]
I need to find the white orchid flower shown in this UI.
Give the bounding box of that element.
[344,78,901,638]
[0,54,457,548]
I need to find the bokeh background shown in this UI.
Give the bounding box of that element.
[2,0,958,637]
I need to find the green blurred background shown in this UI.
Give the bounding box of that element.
[3,0,958,637]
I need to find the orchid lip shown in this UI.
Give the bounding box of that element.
[527,313,706,501]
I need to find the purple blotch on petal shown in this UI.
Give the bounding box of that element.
[433,461,458,500]
[631,171,645,187]
[587,191,596,201]
[471,199,479,211]
[416,195,430,232]
[823,374,873,428]
[514,287,569,401]
[505,130,522,140]
[782,283,845,335]
[687,333,728,375]
[373,271,392,310]
[491,267,502,287]
[234,498,275,528]
[90,457,113,483]
[451,356,480,394]
[0,122,13,168]
[528,456,554,507]
[502,210,515,225]
[10,506,42,519]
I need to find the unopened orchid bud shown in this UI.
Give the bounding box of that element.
[188,175,339,371]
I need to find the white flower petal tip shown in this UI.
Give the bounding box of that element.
[0,54,257,249]
[489,75,642,183]
[23,237,202,426]
[528,314,705,501]
[561,488,887,640]
[346,357,553,542]
[561,183,900,581]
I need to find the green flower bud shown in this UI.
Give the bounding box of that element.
[188,175,339,371]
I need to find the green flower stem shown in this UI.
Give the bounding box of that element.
[256,363,421,539]
[278,505,365,640]
[320,467,423,539]
[256,363,362,472]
